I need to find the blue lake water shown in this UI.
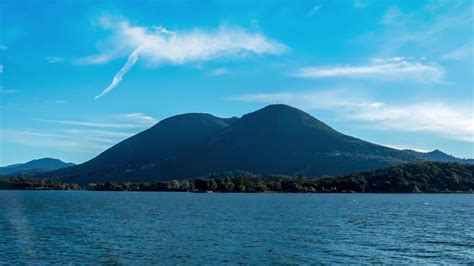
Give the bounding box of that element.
[0,191,473,264]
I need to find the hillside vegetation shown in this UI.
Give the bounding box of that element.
[88,162,473,193]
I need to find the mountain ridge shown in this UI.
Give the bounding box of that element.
[0,158,75,176]
[40,104,471,184]
[404,149,474,164]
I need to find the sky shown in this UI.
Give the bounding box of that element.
[0,0,473,166]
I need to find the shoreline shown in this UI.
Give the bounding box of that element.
[1,189,473,194]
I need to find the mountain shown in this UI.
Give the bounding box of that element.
[43,113,237,183]
[404,149,474,164]
[0,158,75,176]
[191,105,416,177]
[44,104,427,184]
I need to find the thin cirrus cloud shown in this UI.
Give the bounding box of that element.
[42,120,145,129]
[441,43,473,61]
[78,16,287,99]
[0,86,17,94]
[293,57,445,83]
[122,113,159,125]
[233,90,473,143]
[354,2,473,57]
[354,0,368,9]
[2,129,131,152]
[209,68,230,76]
[5,113,159,153]
[42,112,158,129]
[45,57,64,63]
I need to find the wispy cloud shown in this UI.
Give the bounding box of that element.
[307,5,321,16]
[293,57,444,83]
[4,112,158,154]
[380,6,406,26]
[232,90,373,110]
[77,54,112,65]
[0,86,17,94]
[0,64,3,73]
[2,129,127,152]
[42,120,143,128]
[42,112,158,129]
[350,102,473,142]
[209,67,230,76]
[0,45,7,50]
[45,56,64,63]
[233,90,473,142]
[94,46,143,99]
[80,16,287,99]
[354,0,368,9]
[356,2,473,57]
[441,43,473,61]
[121,112,159,125]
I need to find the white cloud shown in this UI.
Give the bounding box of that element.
[293,57,444,83]
[79,16,287,99]
[94,46,142,99]
[0,45,7,50]
[210,67,230,76]
[349,102,473,142]
[232,90,473,142]
[441,43,473,61]
[45,57,64,63]
[121,112,158,125]
[307,5,321,16]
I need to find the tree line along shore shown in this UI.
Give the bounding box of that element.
[1,162,473,193]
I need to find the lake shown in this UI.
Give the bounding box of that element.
[0,191,473,264]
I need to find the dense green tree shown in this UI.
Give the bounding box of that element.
[167,180,181,191]
[180,180,191,191]
[0,178,81,190]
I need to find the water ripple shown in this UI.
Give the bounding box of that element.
[0,192,473,264]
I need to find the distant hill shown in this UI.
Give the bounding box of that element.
[320,161,474,193]
[404,149,474,164]
[44,104,426,184]
[0,158,75,176]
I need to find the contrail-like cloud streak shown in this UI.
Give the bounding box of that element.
[86,16,286,99]
[95,46,144,99]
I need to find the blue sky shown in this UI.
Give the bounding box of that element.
[0,0,473,165]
